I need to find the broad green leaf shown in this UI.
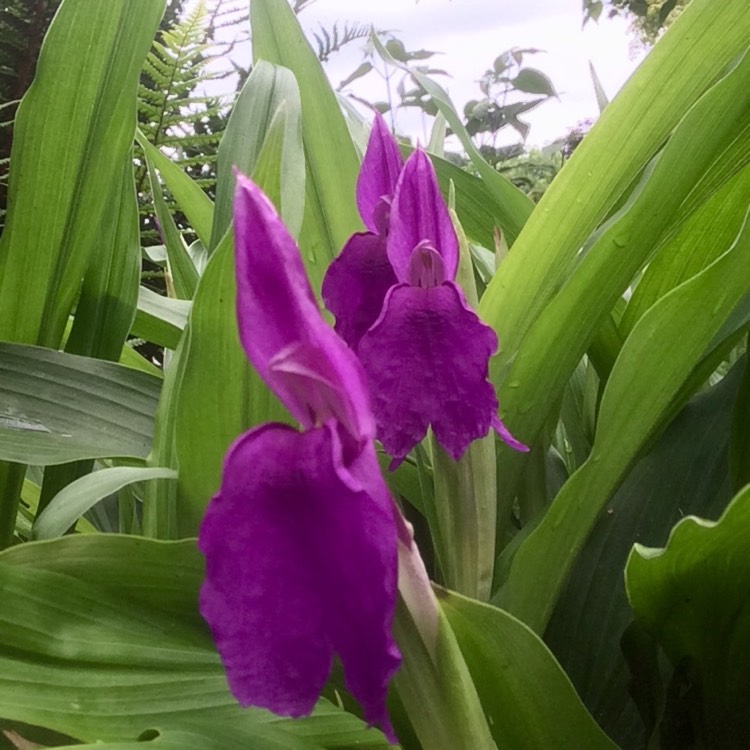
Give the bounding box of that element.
[623,163,750,333]
[40,153,143,523]
[251,0,362,292]
[145,160,199,299]
[172,236,288,534]
[626,485,750,748]
[0,535,392,749]
[142,337,189,539]
[0,343,160,465]
[371,34,533,246]
[210,61,304,248]
[0,0,165,347]
[480,0,750,379]
[33,467,177,540]
[544,366,741,748]
[440,590,618,749]
[489,44,750,526]
[132,286,191,350]
[173,109,301,534]
[497,210,750,633]
[135,130,214,248]
[66,154,141,361]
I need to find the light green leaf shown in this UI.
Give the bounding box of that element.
[480,0,750,384]
[210,61,304,248]
[172,236,288,535]
[440,590,618,749]
[0,0,165,347]
[488,43,750,528]
[0,343,160,465]
[623,163,750,333]
[33,467,177,540]
[132,286,191,350]
[145,160,199,300]
[626,485,750,748]
[135,130,214,248]
[251,0,362,292]
[172,108,301,535]
[66,154,141,362]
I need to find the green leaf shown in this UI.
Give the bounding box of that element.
[544,365,742,748]
[589,62,609,113]
[626,485,750,748]
[0,0,165,347]
[210,61,304,249]
[511,68,557,97]
[391,601,495,749]
[431,152,514,253]
[135,130,215,249]
[487,41,750,531]
[440,591,618,749]
[338,61,373,91]
[172,236,288,535]
[65,153,141,362]
[623,163,750,334]
[251,0,364,292]
[497,208,750,633]
[0,343,160,465]
[0,535,392,749]
[172,107,302,535]
[480,0,750,388]
[145,159,199,299]
[132,286,191,350]
[33,467,177,540]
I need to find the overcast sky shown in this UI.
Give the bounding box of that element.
[207,0,648,149]
[295,0,646,147]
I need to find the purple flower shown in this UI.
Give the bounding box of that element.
[323,121,527,467]
[198,171,401,740]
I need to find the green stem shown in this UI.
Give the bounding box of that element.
[393,530,496,749]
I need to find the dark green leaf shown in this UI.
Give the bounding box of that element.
[626,485,750,749]
[511,68,556,97]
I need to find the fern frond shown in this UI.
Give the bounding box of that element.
[313,21,373,62]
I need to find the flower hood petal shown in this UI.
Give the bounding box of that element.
[387,150,458,284]
[233,171,374,441]
[357,112,404,232]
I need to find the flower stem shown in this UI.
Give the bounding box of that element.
[393,529,497,749]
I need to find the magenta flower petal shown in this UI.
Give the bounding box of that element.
[199,421,400,739]
[357,113,404,232]
[322,231,398,350]
[387,151,458,284]
[233,172,374,441]
[358,282,503,463]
